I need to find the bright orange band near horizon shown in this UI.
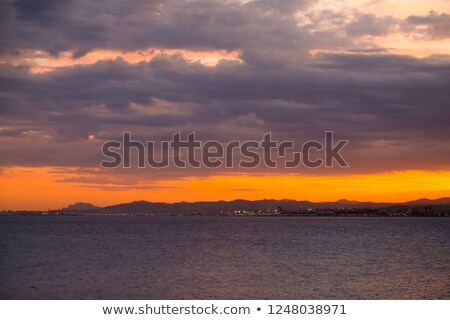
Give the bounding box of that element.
[1,167,450,211]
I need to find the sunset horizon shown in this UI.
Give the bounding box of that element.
[2,168,450,211]
[1,1,449,212]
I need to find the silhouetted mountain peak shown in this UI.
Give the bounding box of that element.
[63,202,100,211]
[336,199,362,204]
[404,197,450,205]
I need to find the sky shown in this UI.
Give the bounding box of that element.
[0,0,449,210]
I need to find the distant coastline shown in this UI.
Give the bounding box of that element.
[2,197,449,217]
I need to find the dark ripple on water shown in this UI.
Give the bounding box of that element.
[0,215,449,299]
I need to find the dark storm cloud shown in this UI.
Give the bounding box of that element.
[404,11,450,39]
[1,51,450,174]
[0,0,321,56]
[13,0,70,22]
[0,0,449,178]
[345,13,398,37]
[246,0,316,13]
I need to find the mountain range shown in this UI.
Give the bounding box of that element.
[62,197,450,214]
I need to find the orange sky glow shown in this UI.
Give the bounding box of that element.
[1,167,450,210]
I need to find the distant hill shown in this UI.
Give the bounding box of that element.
[60,197,450,215]
[63,202,100,211]
[403,197,450,206]
[98,198,392,215]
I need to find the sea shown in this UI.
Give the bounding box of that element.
[0,215,449,299]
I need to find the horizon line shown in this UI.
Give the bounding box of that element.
[3,196,450,212]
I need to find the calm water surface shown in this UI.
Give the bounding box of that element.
[0,215,449,299]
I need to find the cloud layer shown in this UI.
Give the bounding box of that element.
[0,0,449,183]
